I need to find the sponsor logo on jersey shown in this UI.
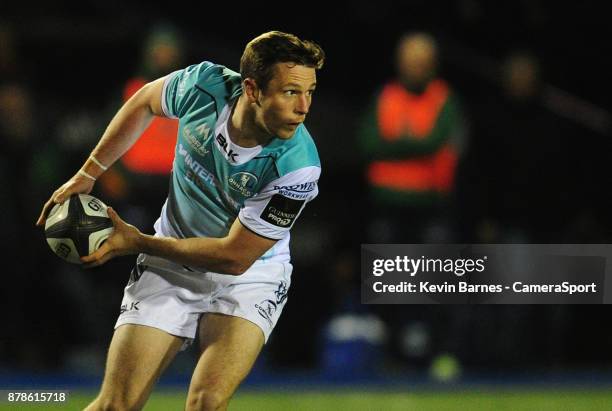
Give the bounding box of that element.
[215,134,239,163]
[273,181,317,200]
[178,144,215,185]
[260,194,305,228]
[177,75,187,98]
[228,172,258,198]
[178,144,240,211]
[273,182,317,193]
[183,124,210,156]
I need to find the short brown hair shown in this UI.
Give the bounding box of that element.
[240,31,325,90]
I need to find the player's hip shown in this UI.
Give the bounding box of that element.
[130,253,291,289]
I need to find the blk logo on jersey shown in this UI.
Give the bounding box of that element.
[216,134,239,162]
[260,194,305,227]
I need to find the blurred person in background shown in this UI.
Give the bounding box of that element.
[98,24,183,232]
[466,51,572,244]
[359,32,466,245]
[358,32,467,370]
[29,26,187,373]
[455,50,574,370]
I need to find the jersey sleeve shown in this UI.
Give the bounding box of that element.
[161,62,214,119]
[238,166,321,240]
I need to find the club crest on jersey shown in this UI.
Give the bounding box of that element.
[228,172,258,198]
[215,134,239,163]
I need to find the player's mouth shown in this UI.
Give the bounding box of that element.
[287,122,301,128]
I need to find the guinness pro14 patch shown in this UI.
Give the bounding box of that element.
[260,194,305,228]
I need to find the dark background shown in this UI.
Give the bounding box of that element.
[1,1,611,381]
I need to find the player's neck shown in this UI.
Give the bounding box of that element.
[229,96,272,148]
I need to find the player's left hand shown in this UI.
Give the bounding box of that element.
[81,207,142,268]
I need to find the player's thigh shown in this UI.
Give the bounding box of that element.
[187,313,264,403]
[98,324,184,403]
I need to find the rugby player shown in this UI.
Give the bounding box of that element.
[37,31,324,411]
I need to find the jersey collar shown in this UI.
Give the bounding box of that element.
[214,103,263,165]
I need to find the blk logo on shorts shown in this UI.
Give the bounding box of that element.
[120,301,140,314]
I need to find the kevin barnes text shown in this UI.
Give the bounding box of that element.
[373,281,597,295]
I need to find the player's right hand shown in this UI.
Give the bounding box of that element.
[36,171,96,227]
[80,207,142,268]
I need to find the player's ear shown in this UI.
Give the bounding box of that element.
[243,78,261,105]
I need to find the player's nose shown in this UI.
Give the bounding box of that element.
[295,95,309,115]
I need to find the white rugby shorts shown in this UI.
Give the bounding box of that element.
[115,252,292,348]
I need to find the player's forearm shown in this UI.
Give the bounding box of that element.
[81,82,161,178]
[136,234,248,276]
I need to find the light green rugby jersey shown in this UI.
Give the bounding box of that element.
[160,61,321,251]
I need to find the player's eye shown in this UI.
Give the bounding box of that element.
[306,89,315,97]
[283,90,298,96]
